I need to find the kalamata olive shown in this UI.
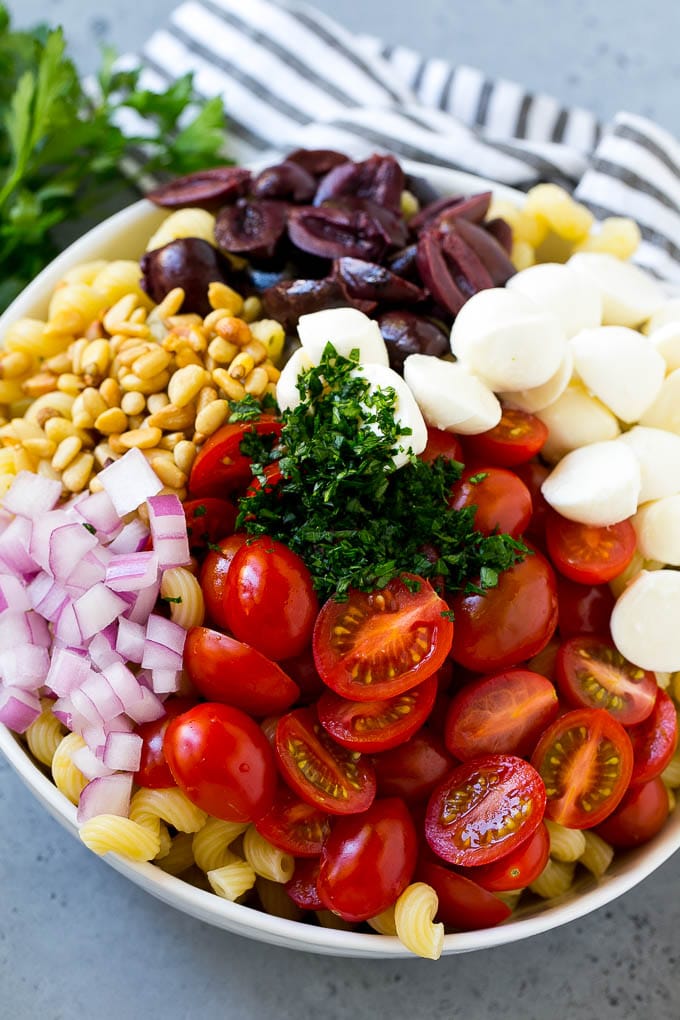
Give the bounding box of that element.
[410,192,492,234]
[485,216,514,254]
[404,174,441,208]
[286,149,350,178]
[387,244,420,282]
[252,161,317,203]
[313,154,405,213]
[262,276,376,331]
[287,204,392,262]
[454,218,516,285]
[416,229,493,317]
[378,311,449,372]
[215,199,288,258]
[333,258,425,304]
[140,238,233,316]
[146,167,252,209]
[320,196,408,249]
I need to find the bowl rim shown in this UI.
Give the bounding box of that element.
[2,161,680,958]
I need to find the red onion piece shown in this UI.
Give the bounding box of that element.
[27,573,69,622]
[2,471,61,518]
[115,618,146,663]
[107,520,150,555]
[0,611,34,646]
[53,602,82,646]
[150,668,181,695]
[71,747,115,783]
[125,579,161,626]
[88,631,123,671]
[48,523,99,583]
[0,685,41,731]
[0,574,30,613]
[76,773,134,823]
[0,644,49,690]
[102,731,143,772]
[73,490,122,537]
[26,611,50,647]
[81,670,125,721]
[70,686,104,727]
[124,684,165,725]
[46,647,92,697]
[29,510,73,572]
[64,548,111,593]
[145,614,187,657]
[105,551,158,592]
[98,448,163,517]
[73,583,128,641]
[0,516,34,576]
[147,494,190,568]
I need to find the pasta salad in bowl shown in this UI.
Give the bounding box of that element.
[1,151,680,959]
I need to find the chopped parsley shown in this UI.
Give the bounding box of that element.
[237,344,525,602]
[228,392,277,422]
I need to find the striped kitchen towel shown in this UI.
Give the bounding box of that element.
[132,0,680,284]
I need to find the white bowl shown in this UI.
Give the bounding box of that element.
[1,170,680,958]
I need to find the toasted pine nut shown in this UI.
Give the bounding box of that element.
[196,386,218,414]
[215,317,252,346]
[195,399,229,436]
[108,320,150,339]
[118,343,152,368]
[43,353,72,375]
[168,365,210,408]
[242,339,268,365]
[146,403,196,431]
[69,339,89,375]
[81,339,111,380]
[99,377,122,407]
[37,459,60,481]
[174,348,203,369]
[212,368,246,401]
[57,373,87,395]
[13,447,35,473]
[120,370,170,395]
[44,418,79,444]
[119,426,163,450]
[103,294,138,334]
[0,351,32,379]
[208,282,245,316]
[146,392,170,414]
[94,441,116,467]
[263,362,281,383]
[207,337,239,365]
[52,436,83,471]
[158,432,186,451]
[94,407,128,434]
[152,459,187,489]
[23,373,58,398]
[132,347,172,380]
[62,452,95,493]
[2,418,43,442]
[244,366,270,397]
[70,394,94,429]
[89,475,104,493]
[186,326,208,353]
[24,438,56,460]
[155,288,185,320]
[121,391,146,416]
[166,314,203,330]
[241,297,262,323]
[173,440,197,474]
[81,387,108,421]
[229,353,255,380]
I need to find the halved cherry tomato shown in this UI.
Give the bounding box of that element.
[255,785,330,857]
[184,627,300,716]
[134,696,197,789]
[279,648,326,705]
[425,754,546,866]
[557,577,615,639]
[449,466,532,538]
[164,702,277,822]
[224,536,318,661]
[468,823,551,892]
[555,635,657,725]
[188,415,282,498]
[531,708,633,828]
[275,707,376,815]
[628,688,679,787]
[316,674,437,752]
[199,533,248,628]
[313,574,453,702]
[449,548,558,672]
[183,497,237,554]
[514,460,551,542]
[545,511,636,584]
[444,669,559,760]
[596,776,670,848]
[461,407,549,468]
[418,426,464,464]
[317,798,417,921]
[373,728,456,803]
[416,857,512,928]
[285,858,323,910]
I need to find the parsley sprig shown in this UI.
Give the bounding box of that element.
[238,345,525,602]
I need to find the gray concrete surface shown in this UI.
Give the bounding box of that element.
[2,2,680,1018]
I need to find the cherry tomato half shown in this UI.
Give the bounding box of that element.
[316,674,438,753]
[449,466,532,539]
[134,697,197,789]
[545,512,636,585]
[555,635,657,726]
[531,708,633,829]
[285,858,323,910]
[449,549,558,673]
[313,574,453,702]
[461,407,549,468]
[317,798,418,921]
[373,728,456,803]
[416,857,512,929]
[514,460,551,542]
[444,669,559,761]
[468,822,551,892]
[184,627,300,716]
[419,427,464,465]
[255,785,331,857]
[628,688,679,787]
[188,415,283,498]
[556,577,615,639]
[275,707,376,815]
[183,497,237,554]
[596,776,670,848]
[224,536,318,661]
[425,754,546,866]
[164,702,277,822]
[199,533,248,629]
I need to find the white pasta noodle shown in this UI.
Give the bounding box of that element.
[193,818,249,873]
[315,910,356,932]
[155,823,173,860]
[494,888,524,911]
[394,882,445,961]
[156,832,196,876]
[91,260,152,307]
[243,826,295,883]
[160,566,205,629]
[51,732,88,805]
[129,787,207,835]
[529,858,576,899]
[79,814,161,860]
[146,209,217,253]
[25,700,66,766]
[666,785,677,813]
[544,820,587,862]
[255,877,304,922]
[579,830,615,878]
[367,905,397,936]
[207,859,257,901]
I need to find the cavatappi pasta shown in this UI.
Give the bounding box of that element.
[394,883,445,961]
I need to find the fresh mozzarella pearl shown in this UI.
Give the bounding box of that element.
[610,570,680,671]
[297,307,389,366]
[541,440,640,526]
[536,383,620,463]
[568,252,665,328]
[633,495,680,564]
[506,262,602,337]
[403,354,501,435]
[450,288,567,391]
[639,367,680,433]
[569,326,665,423]
[500,346,573,413]
[645,298,680,334]
[354,363,427,468]
[276,347,313,412]
[649,321,680,372]
[617,426,680,503]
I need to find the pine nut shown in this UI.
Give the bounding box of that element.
[215,317,252,346]
[52,436,83,471]
[229,352,255,380]
[173,440,197,474]
[244,366,269,397]
[132,347,172,380]
[263,362,281,382]
[121,391,146,416]
[23,392,75,424]
[99,377,122,407]
[155,288,185,320]
[120,370,170,395]
[0,351,32,379]
[146,392,170,414]
[146,403,196,431]
[23,373,58,398]
[94,441,116,467]
[94,407,128,434]
[89,475,104,493]
[168,365,210,408]
[43,353,72,375]
[70,395,94,429]
[103,294,138,334]
[62,452,95,493]
[70,339,89,375]
[208,337,239,364]
[195,399,229,436]
[158,432,186,450]
[174,348,203,369]
[81,387,108,421]
[152,459,187,489]
[44,418,79,444]
[208,282,244,316]
[24,438,56,460]
[212,368,246,401]
[242,339,268,364]
[57,373,87,395]
[241,297,262,323]
[119,427,163,450]
[196,386,218,414]
[81,339,111,380]
[118,343,152,368]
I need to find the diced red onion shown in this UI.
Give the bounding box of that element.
[53,602,82,647]
[102,731,143,771]
[70,686,104,727]
[105,551,158,592]
[71,745,115,782]
[107,519,150,555]
[0,611,33,647]
[0,685,41,731]
[29,510,73,573]
[125,578,160,625]
[98,448,163,517]
[25,611,50,647]
[0,517,36,576]
[81,669,125,721]
[147,494,191,568]
[73,490,122,538]
[102,661,143,712]
[63,547,111,593]
[26,573,69,622]
[0,573,30,613]
[46,647,92,697]
[73,583,128,641]
[145,614,187,657]
[107,713,134,733]
[88,632,122,671]
[115,617,146,663]
[80,722,107,755]
[47,522,99,583]
[76,772,133,823]
[0,644,49,690]
[124,684,165,724]
[3,471,61,519]
[51,698,73,727]
[150,668,181,695]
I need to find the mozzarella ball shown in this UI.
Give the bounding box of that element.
[569,326,665,423]
[536,383,620,463]
[297,307,388,366]
[649,320,680,373]
[355,363,427,468]
[639,367,680,434]
[276,347,313,412]
[611,570,680,671]
[500,347,573,413]
[617,426,680,503]
[645,298,680,334]
[541,440,640,526]
[506,262,602,337]
[633,495,680,565]
[403,354,501,435]
[568,253,665,328]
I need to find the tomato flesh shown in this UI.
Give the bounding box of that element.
[255,785,330,857]
[461,407,549,468]
[183,497,237,554]
[556,577,615,639]
[449,466,533,538]
[313,574,453,702]
[545,512,636,584]
[425,754,546,866]
[285,858,323,910]
[134,697,197,789]
[531,708,633,829]
[316,674,437,752]
[628,688,679,787]
[597,776,670,848]
[416,856,512,929]
[468,822,551,892]
[188,415,282,498]
[373,728,456,803]
[418,427,464,465]
[199,533,248,629]
[555,635,657,726]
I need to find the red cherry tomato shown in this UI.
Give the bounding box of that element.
[373,728,456,803]
[449,549,558,673]
[555,635,657,725]
[444,669,559,760]
[545,512,637,584]
[274,707,376,815]
[134,697,197,789]
[184,627,300,716]
[425,754,546,866]
[416,857,512,929]
[531,708,633,828]
[419,427,464,464]
[461,407,549,468]
[469,822,551,892]
[316,674,437,753]
[596,776,670,848]
[188,415,282,498]
[449,466,532,538]
[164,702,277,822]
[285,858,323,910]
[628,688,679,787]
[313,574,453,702]
[183,497,237,554]
[199,533,248,628]
[255,785,330,857]
[514,460,551,542]
[279,648,326,705]
[224,536,318,661]
[317,798,418,922]
[557,577,615,639]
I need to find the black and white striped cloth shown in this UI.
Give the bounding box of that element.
[133,0,680,284]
